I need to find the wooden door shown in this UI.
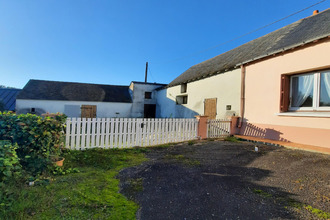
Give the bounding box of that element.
[81,105,97,118]
[204,98,217,119]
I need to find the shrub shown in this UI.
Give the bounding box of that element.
[0,112,67,175]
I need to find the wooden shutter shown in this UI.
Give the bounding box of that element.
[280,75,290,112]
[81,105,97,118]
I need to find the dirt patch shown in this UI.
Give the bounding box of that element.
[119,140,330,219]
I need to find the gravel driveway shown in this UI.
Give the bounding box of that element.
[119,140,330,220]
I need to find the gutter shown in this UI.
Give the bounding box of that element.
[238,65,245,128]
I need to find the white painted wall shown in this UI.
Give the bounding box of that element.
[16,99,132,118]
[156,68,241,119]
[129,82,164,118]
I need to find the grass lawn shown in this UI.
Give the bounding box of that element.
[0,147,148,219]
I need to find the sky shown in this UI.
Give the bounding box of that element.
[0,0,329,89]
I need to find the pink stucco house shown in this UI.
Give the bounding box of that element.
[239,9,330,149]
[159,9,330,151]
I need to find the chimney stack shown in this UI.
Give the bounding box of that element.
[313,10,319,15]
[145,62,148,83]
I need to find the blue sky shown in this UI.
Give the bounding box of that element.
[0,0,329,88]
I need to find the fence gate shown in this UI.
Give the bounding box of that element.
[207,119,231,138]
[65,118,198,150]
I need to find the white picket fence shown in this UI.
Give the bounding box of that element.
[207,119,231,138]
[65,118,198,150]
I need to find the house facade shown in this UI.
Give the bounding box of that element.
[156,68,241,119]
[16,80,166,118]
[129,81,166,118]
[156,9,330,149]
[241,37,330,148]
[14,9,330,149]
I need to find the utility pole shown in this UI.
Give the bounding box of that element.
[145,62,148,83]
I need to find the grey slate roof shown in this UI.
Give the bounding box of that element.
[168,9,330,87]
[0,88,21,111]
[17,80,132,103]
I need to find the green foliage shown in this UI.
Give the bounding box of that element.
[0,112,67,176]
[0,141,21,183]
[0,148,148,219]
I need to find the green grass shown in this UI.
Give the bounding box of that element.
[224,136,240,142]
[0,148,148,219]
[164,154,200,166]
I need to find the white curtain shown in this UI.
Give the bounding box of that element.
[292,74,314,107]
[323,72,330,98]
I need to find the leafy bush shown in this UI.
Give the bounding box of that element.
[0,141,21,183]
[0,112,67,175]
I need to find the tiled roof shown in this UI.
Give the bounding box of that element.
[168,8,330,87]
[17,80,132,103]
[0,88,21,111]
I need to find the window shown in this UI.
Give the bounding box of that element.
[282,70,330,111]
[181,83,187,93]
[145,92,152,99]
[176,95,188,105]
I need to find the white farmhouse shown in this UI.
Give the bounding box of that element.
[16,80,133,118]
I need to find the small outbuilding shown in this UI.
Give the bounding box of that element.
[16,79,133,118]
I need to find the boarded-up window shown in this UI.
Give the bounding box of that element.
[204,98,217,119]
[81,105,97,118]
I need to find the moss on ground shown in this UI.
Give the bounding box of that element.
[252,188,330,219]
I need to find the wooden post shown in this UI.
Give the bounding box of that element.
[195,115,209,139]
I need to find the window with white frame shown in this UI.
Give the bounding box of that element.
[289,70,330,111]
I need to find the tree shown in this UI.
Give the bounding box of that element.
[0,85,18,89]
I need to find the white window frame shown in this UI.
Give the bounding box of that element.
[289,70,330,111]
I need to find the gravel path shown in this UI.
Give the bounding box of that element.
[119,140,330,219]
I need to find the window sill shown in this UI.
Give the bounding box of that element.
[276,112,330,118]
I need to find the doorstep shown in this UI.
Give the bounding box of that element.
[235,135,330,155]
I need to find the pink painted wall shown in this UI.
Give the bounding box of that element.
[242,38,330,148]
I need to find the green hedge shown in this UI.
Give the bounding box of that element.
[0,112,67,175]
[0,141,21,184]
